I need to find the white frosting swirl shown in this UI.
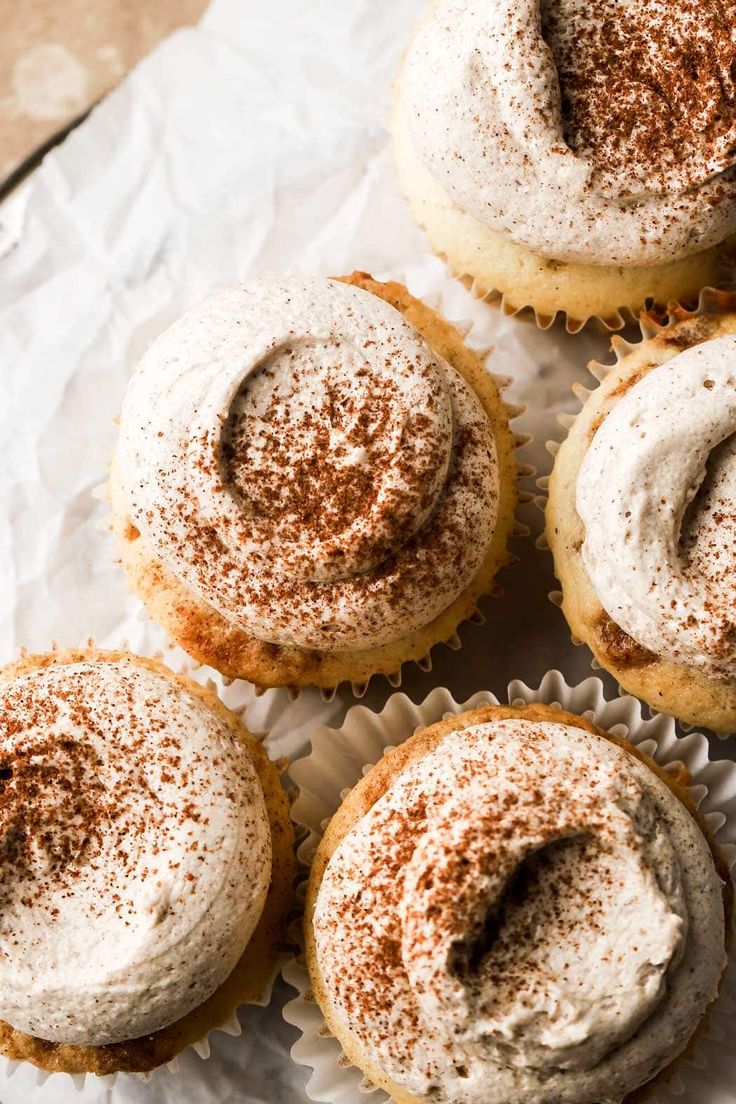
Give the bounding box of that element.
[313,718,726,1104]
[400,0,736,266]
[0,658,271,1046]
[117,277,499,651]
[577,336,736,679]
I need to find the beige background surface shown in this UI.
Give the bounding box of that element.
[0,0,207,185]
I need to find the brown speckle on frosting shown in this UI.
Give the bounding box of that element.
[117,278,499,652]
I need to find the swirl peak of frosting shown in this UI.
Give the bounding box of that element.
[400,0,736,266]
[0,657,271,1046]
[313,717,725,1104]
[577,334,736,679]
[117,277,499,651]
[543,0,736,197]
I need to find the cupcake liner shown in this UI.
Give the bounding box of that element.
[98,276,536,702]
[537,287,736,733]
[283,672,736,1104]
[445,257,736,336]
[0,653,301,1093]
[443,256,640,335]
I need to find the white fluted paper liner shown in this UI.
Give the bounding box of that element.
[0,1002,249,1093]
[283,671,736,1104]
[0,665,316,1098]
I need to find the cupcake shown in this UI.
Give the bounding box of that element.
[546,294,736,733]
[0,647,294,1075]
[304,701,731,1104]
[111,272,518,692]
[392,0,736,331]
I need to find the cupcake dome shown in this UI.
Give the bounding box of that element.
[547,298,736,731]
[305,703,728,1104]
[392,0,736,325]
[0,649,294,1075]
[111,273,517,690]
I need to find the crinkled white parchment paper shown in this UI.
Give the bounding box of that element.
[0,1,734,1102]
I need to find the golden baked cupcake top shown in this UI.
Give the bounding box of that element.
[0,651,271,1048]
[116,276,500,653]
[398,0,736,267]
[311,711,726,1104]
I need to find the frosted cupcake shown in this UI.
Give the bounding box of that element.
[0,647,294,1075]
[305,702,730,1104]
[392,0,736,330]
[111,272,518,692]
[547,296,736,732]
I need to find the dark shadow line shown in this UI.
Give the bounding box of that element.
[0,105,95,203]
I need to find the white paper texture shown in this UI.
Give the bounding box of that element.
[0,1,734,1101]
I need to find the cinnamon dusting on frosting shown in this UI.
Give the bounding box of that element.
[0,657,271,1047]
[542,0,736,195]
[117,277,499,652]
[578,336,736,678]
[221,345,449,575]
[679,433,736,661]
[400,0,736,266]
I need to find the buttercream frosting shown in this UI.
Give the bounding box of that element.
[577,335,736,679]
[0,657,271,1046]
[117,277,499,651]
[399,0,736,266]
[313,717,725,1104]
